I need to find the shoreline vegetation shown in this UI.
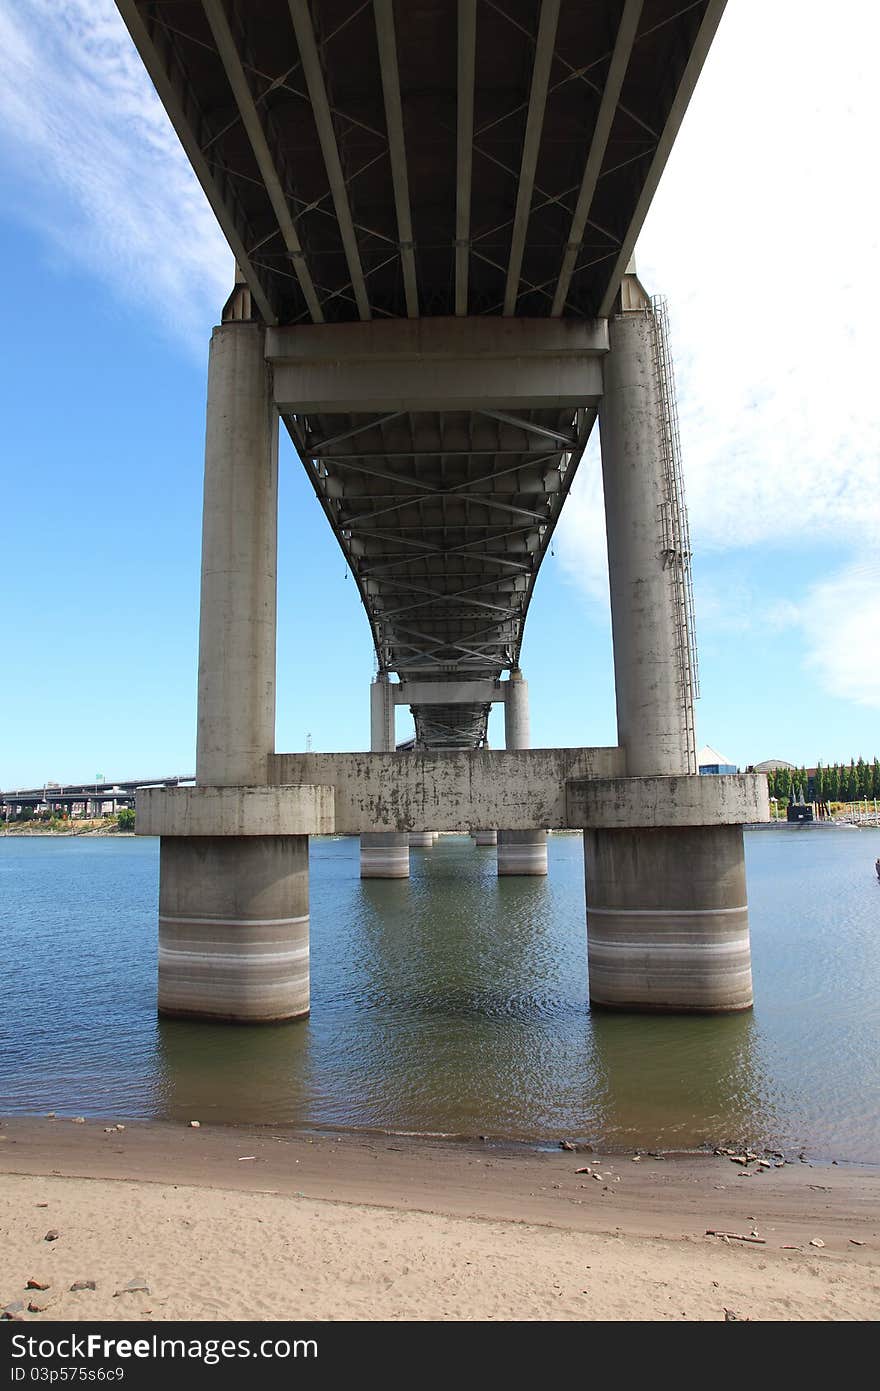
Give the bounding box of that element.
[0,815,134,837]
[0,1117,877,1321]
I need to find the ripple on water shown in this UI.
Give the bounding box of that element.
[1,828,879,1159]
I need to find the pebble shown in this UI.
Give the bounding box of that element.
[27,1295,55,1313]
[26,1280,49,1291]
[71,1117,85,1125]
[44,1230,60,1242]
[2,1301,25,1319]
[189,1120,201,1129]
[809,1238,826,1248]
[116,1124,125,1132]
[70,1280,97,1292]
[115,1278,150,1296]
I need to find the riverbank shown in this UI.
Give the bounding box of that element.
[0,819,131,837]
[1,1118,877,1321]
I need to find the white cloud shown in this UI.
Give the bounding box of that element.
[800,561,880,709]
[557,1,880,713]
[0,0,231,349]
[636,0,880,552]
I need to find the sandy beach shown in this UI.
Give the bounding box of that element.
[1,1118,878,1321]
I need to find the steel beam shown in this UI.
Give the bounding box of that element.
[503,0,560,315]
[552,0,643,316]
[288,0,371,320]
[201,0,322,321]
[455,0,477,315]
[373,0,419,317]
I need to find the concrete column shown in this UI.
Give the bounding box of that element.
[497,671,548,875]
[196,320,277,788]
[158,320,309,1023]
[158,835,309,1021]
[473,830,497,846]
[600,307,691,778]
[587,294,752,1012]
[360,676,410,878]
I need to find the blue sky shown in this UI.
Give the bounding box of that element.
[1,0,878,789]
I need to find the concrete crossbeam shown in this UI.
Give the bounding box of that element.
[393,679,504,706]
[138,784,334,838]
[567,775,769,829]
[268,317,606,413]
[276,748,623,832]
[138,765,767,839]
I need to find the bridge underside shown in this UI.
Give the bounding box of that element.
[118,0,724,748]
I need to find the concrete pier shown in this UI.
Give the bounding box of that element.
[158,320,311,1022]
[473,830,498,847]
[408,831,435,848]
[158,835,309,1021]
[584,825,751,1012]
[497,671,548,876]
[360,676,410,878]
[588,285,752,1012]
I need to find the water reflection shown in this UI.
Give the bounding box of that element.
[587,1008,780,1152]
[154,1016,316,1124]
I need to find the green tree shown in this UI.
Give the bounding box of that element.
[815,762,825,801]
[846,760,858,802]
[872,757,880,800]
[857,756,869,799]
[117,808,136,831]
[827,765,839,800]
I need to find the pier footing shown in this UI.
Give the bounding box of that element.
[584,824,752,1013]
[158,835,310,1022]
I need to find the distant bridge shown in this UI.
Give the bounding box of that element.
[1,776,193,815]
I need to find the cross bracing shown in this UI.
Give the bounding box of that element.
[117,0,723,745]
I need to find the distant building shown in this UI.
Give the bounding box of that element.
[698,744,738,775]
[753,759,796,773]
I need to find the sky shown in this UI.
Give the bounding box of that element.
[1,0,878,789]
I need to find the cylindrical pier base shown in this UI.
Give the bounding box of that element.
[497,829,548,876]
[584,825,752,1013]
[158,835,309,1022]
[408,831,435,848]
[473,830,498,847]
[360,831,410,878]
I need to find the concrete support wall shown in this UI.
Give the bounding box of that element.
[497,671,548,876]
[360,675,409,878]
[473,830,497,847]
[158,835,309,1022]
[584,825,752,1012]
[196,321,278,788]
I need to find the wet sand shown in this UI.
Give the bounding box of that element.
[1,1118,878,1321]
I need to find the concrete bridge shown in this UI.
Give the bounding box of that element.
[118,0,768,1022]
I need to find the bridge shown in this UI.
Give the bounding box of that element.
[116,0,768,1023]
[0,776,193,819]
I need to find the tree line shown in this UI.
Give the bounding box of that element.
[763,758,880,803]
